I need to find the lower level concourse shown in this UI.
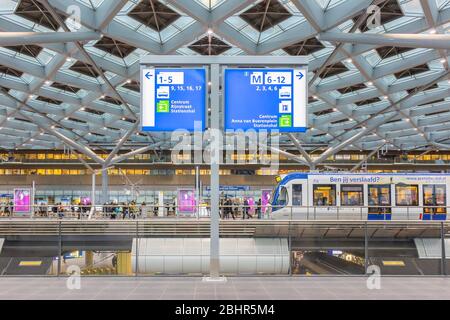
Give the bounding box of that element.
[0,276,449,300]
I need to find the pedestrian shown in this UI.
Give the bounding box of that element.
[256,198,262,219]
[243,198,251,219]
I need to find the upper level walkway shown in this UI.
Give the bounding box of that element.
[0,219,446,239]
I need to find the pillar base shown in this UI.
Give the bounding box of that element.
[202,276,227,283]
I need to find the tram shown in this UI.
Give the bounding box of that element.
[270,173,449,220]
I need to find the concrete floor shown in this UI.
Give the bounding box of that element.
[0,276,449,300]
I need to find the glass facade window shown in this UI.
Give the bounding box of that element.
[313,185,336,206]
[292,184,302,206]
[395,184,419,206]
[341,185,363,206]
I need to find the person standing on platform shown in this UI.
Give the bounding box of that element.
[256,198,262,219]
[228,198,235,220]
[243,197,251,219]
[222,197,229,219]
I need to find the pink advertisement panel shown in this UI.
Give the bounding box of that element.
[261,190,272,214]
[14,188,31,214]
[178,189,196,214]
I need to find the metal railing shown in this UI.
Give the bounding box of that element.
[0,204,447,221]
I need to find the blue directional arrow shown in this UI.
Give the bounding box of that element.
[145,72,153,80]
[296,71,304,80]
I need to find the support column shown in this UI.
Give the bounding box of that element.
[204,64,224,281]
[91,173,96,208]
[116,252,132,275]
[85,251,94,268]
[101,167,109,204]
[441,222,446,275]
[364,222,369,275]
[195,165,200,218]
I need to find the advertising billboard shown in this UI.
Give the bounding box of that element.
[177,189,196,215]
[13,188,31,215]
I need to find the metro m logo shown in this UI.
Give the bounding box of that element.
[250,72,263,85]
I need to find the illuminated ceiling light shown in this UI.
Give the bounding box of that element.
[430,28,436,34]
[207,28,213,35]
[30,138,34,142]
[367,81,373,86]
[126,79,132,84]
[345,58,352,63]
[101,95,105,99]
[333,108,338,112]
[121,117,126,121]
[45,80,51,85]
[66,57,72,62]
[103,127,107,130]
[80,107,85,111]
[312,95,318,99]
[87,132,91,135]
[64,117,68,120]
[441,58,447,64]
[405,118,410,122]
[40,132,44,136]
[383,95,388,99]
[51,125,55,129]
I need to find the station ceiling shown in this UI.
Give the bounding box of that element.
[0,0,450,154]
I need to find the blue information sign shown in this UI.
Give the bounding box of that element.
[141,68,206,131]
[224,68,308,132]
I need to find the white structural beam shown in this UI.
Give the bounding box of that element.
[109,142,164,165]
[286,133,314,166]
[351,144,385,172]
[166,0,257,54]
[0,32,101,46]
[319,32,450,50]
[95,0,128,30]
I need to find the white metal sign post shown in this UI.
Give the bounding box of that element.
[140,56,308,281]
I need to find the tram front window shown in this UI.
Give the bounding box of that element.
[277,186,289,208]
[313,185,336,206]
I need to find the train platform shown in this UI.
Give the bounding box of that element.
[0,276,449,300]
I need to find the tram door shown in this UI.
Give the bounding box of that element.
[312,185,337,220]
[422,185,447,220]
[368,185,392,220]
